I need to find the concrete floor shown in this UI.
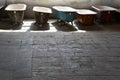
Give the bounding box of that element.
[0,20,120,80]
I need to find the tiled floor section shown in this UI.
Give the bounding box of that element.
[0,20,120,80]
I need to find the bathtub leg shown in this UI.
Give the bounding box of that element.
[39,24,43,27]
[57,20,63,26]
[71,22,73,26]
[14,11,17,25]
[57,19,59,22]
[34,22,42,26]
[57,19,61,22]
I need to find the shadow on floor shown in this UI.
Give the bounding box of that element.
[102,23,120,31]
[0,20,22,30]
[30,23,50,31]
[52,21,77,32]
[74,21,103,31]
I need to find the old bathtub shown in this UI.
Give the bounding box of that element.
[92,5,117,23]
[33,6,52,25]
[52,6,76,24]
[5,4,27,25]
[76,9,97,25]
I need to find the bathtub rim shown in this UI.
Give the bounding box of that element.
[52,6,77,12]
[33,6,52,13]
[77,9,97,15]
[92,5,117,11]
[5,4,27,11]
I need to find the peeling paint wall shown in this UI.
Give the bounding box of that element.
[1,0,113,18]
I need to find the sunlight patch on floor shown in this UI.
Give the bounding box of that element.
[0,20,86,33]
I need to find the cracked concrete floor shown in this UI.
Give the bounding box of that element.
[0,20,120,80]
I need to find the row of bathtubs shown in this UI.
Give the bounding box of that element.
[0,4,120,26]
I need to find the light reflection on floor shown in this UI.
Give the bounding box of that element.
[0,20,86,33]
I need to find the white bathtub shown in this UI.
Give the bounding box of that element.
[5,4,27,11]
[92,5,117,23]
[5,4,27,25]
[33,6,52,25]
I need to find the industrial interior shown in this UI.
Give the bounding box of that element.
[0,0,120,80]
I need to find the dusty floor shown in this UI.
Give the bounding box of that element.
[0,20,120,80]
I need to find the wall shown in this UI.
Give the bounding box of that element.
[101,0,111,5]
[110,0,120,8]
[0,0,6,6]
[2,0,109,18]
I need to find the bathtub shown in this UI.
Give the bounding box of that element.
[5,4,27,25]
[92,5,117,23]
[76,9,97,25]
[33,6,52,25]
[52,6,77,24]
